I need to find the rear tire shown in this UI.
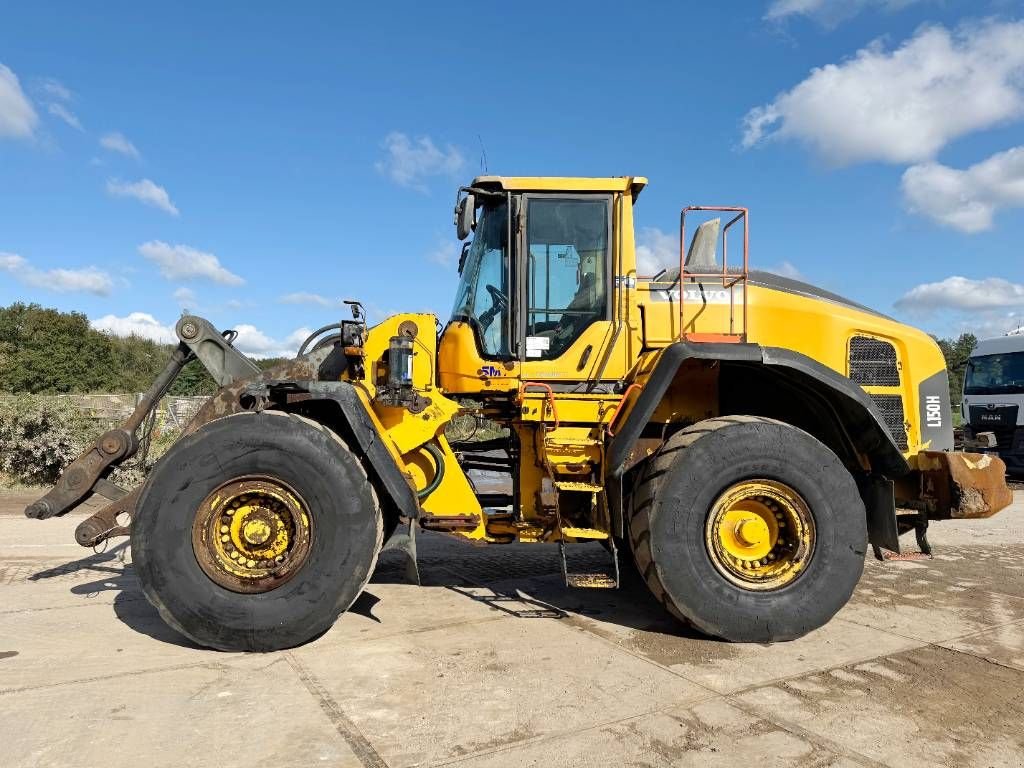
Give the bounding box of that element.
[628,415,866,642]
[131,411,383,651]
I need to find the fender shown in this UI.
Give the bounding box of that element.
[607,341,910,479]
[301,383,420,521]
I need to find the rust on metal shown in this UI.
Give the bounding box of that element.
[419,514,481,531]
[191,476,313,594]
[75,487,141,547]
[916,450,1013,519]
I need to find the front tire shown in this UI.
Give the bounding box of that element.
[629,415,866,642]
[131,411,383,651]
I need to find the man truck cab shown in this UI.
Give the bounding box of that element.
[963,330,1024,474]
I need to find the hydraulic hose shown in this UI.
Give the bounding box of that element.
[297,323,343,357]
[417,442,446,500]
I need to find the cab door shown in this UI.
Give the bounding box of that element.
[517,194,627,386]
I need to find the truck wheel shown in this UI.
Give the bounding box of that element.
[131,410,383,651]
[629,415,866,642]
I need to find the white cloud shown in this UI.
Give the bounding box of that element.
[138,241,244,285]
[742,21,1024,166]
[895,276,1024,313]
[764,260,804,279]
[232,324,311,359]
[765,0,927,28]
[426,237,459,268]
[91,312,177,344]
[90,312,309,358]
[100,131,141,160]
[38,77,71,102]
[0,251,113,295]
[960,311,1024,339]
[635,227,678,275]
[107,178,179,216]
[376,131,464,191]
[47,102,82,130]
[901,146,1024,233]
[173,286,196,307]
[0,64,38,139]
[279,291,332,306]
[36,78,81,130]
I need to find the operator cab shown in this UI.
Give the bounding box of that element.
[440,176,646,394]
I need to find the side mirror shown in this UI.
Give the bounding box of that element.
[684,218,721,270]
[455,193,476,241]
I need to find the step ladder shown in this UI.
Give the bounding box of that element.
[552,480,620,589]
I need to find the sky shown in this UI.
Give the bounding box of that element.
[1,1,1023,358]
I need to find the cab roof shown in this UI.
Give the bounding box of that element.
[470,175,648,200]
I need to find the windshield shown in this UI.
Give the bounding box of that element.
[965,352,1024,395]
[450,200,510,357]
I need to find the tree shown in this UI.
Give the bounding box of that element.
[1,303,294,397]
[934,332,977,406]
[0,303,166,394]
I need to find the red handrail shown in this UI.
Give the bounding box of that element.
[518,381,559,431]
[678,206,749,342]
[606,383,643,437]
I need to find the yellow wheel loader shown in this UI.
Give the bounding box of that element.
[26,176,1013,651]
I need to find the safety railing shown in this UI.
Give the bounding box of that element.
[678,206,749,343]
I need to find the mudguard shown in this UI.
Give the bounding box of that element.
[607,341,910,479]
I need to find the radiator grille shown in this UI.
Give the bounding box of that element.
[870,394,908,450]
[849,336,900,386]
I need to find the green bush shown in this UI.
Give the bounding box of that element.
[0,396,185,488]
[0,396,89,485]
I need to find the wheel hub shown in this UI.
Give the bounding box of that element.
[705,479,815,591]
[192,476,312,594]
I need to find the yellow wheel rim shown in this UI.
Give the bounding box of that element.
[704,479,815,591]
[192,476,312,594]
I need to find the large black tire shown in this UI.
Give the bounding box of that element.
[629,415,866,642]
[131,410,383,651]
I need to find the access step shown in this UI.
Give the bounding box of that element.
[559,538,620,589]
[553,481,604,493]
[565,573,618,588]
[560,526,607,540]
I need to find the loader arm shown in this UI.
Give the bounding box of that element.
[24,317,264,545]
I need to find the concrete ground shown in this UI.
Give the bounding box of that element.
[1,489,1023,768]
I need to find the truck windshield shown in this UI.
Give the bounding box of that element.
[450,201,509,357]
[965,352,1024,395]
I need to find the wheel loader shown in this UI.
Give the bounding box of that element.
[26,175,1013,651]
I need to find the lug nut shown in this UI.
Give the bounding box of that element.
[220,534,230,542]
[246,559,256,568]
[220,525,229,533]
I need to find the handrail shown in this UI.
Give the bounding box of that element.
[606,383,643,437]
[678,206,749,342]
[518,381,560,431]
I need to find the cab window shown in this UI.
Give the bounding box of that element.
[525,197,608,360]
[450,201,510,357]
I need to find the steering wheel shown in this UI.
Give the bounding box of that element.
[485,284,509,313]
[478,284,509,331]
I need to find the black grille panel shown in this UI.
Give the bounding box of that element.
[849,336,900,386]
[870,394,908,450]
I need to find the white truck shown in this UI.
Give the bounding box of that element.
[963,330,1024,475]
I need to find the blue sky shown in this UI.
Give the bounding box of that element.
[1,1,1023,356]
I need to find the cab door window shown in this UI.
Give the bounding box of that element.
[525,197,608,360]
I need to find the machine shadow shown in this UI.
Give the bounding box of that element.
[46,537,707,648]
[371,539,711,642]
[41,544,201,649]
